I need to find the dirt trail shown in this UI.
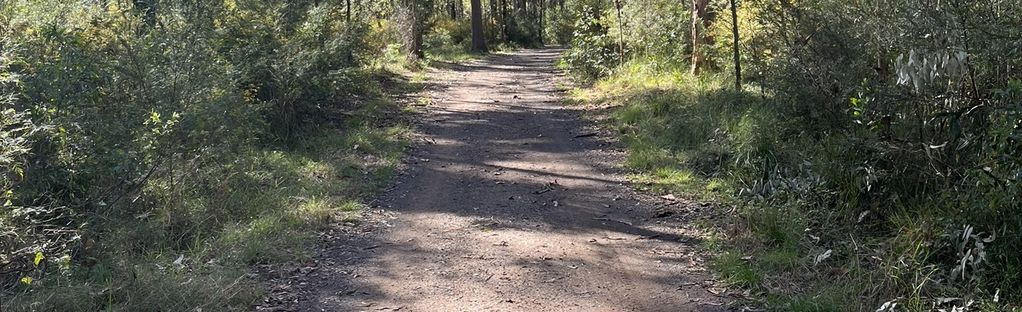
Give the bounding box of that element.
[274,48,728,311]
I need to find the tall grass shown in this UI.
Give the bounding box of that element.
[571,59,1019,310]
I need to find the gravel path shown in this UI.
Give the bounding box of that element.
[271,48,729,312]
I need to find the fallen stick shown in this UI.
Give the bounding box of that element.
[592,217,633,226]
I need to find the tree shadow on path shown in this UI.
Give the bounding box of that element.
[280,48,733,312]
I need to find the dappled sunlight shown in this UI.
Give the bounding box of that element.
[292,48,727,312]
[5,0,1015,310]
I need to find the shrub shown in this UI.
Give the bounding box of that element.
[560,3,619,82]
[0,1,408,309]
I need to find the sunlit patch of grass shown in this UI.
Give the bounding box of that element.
[652,167,697,186]
[705,178,728,193]
[295,197,337,224]
[368,44,411,73]
[337,200,366,223]
[426,47,482,64]
[630,167,705,196]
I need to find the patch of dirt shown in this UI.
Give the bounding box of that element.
[258,48,736,311]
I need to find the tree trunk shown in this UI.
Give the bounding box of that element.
[539,0,545,45]
[471,0,488,52]
[614,0,625,62]
[690,0,713,75]
[730,0,741,91]
[397,0,424,63]
[501,0,510,42]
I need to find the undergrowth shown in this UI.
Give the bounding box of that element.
[0,3,416,309]
[1,81,411,311]
[570,60,1020,311]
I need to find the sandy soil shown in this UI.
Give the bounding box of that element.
[261,48,731,312]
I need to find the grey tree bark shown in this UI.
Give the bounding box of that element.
[396,0,425,63]
[730,0,741,91]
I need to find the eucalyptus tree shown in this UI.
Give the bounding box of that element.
[690,0,713,74]
[471,0,487,52]
[396,0,429,62]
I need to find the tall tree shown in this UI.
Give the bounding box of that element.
[470,0,488,52]
[614,0,625,62]
[730,0,741,91]
[396,0,425,63]
[539,0,546,45]
[690,0,714,75]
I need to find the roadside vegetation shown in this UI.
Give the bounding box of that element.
[0,0,540,310]
[560,0,1021,310]
[3,0,1019,311]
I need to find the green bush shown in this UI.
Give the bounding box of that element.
[545,6,575,45]
[564,4,1021,306]
[573,31,1021,306]
[560,3,619,82]
[0,0,410,309]
[424,18,474,60]
[620,0,689,63]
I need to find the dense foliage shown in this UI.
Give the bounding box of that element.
[3,0,1019,310]
[0,0,570,309]
[0,0,415,310]
[564,0,1021,310]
